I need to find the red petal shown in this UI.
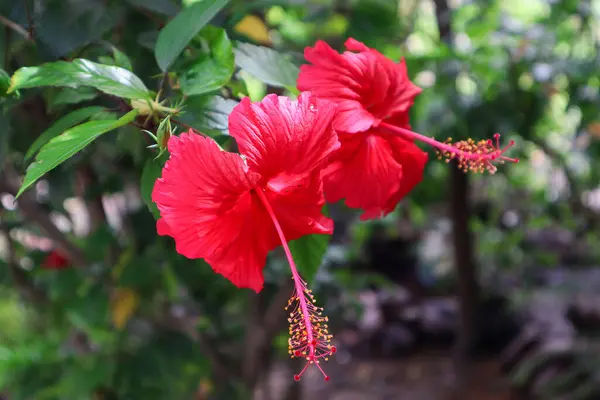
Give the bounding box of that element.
[204,191,276,293]
[229,92,340,183]
[323,129,427,220]
[152,132,274,291]
[156,218,172,236]
[298,38,421,133]
[267,172,333,241]
[335,100,381,133]
[380,137,428,217]
[343,38,369,52]
[324,132,401,218]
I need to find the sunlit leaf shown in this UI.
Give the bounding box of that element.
[9,59,151,100]
[179,26,235,96]
[25,106,106,161]
[154,0,230,72]
[112,47,134,71]
[16,110,139,198]
[110,287,140,330]
[233,42,299,89]
[234,15,271,45]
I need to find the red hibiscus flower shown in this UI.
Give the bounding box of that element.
[42,250,70,270]
[298,38,518,219]
[153,92,337,380]
[298,38,422,134]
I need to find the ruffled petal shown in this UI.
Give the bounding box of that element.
[335,100,380,133]
[266,171,333,242]
[228,92,340,182]
[156,218,172,236]
[342,38,421,119]
[323,132,402,218]
[381,137,428,216]
[204,191,276,293]
[298,38,421,132]
[152,132,277,291]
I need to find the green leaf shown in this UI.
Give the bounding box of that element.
[154,0,230,72]
[60,355,115,398]
[16,110,139,198]
[0,68,9,96]
[25,106,106,161]
[125,0,180,16]
[36,2,122,58]
[112,47,134,71]
[96,46,134,71]
[9,59,151,100]
[179,26,235,96]
[234,43,299,89]
[177,95,238,135]
[140,157,165,220]
[288,234,330,283]
[45,87,99,111]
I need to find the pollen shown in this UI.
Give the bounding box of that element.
[435,133,519,174]
[286,276,335,382]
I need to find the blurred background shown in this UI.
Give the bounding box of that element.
[1,0,600,399]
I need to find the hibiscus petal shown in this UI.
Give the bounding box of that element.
[228,92,340,182]
[152,132,276,291]
[298,38,421,131]
[206,249,265,293]
[381,137,428,216]
[323,132,402,218]
[343,38,421,117]
[156,218,172,236]
[335,100,380,133]
[266,172,334,241]
[204,192,276,293]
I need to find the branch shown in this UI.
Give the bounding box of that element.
[433,0,480,390]
[22,0,34,39]
[0,164,88,266]
[433,0,453,39]
[0,14,32,41]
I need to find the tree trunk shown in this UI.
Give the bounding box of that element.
[450,167,479,387]
[432,0,480,390]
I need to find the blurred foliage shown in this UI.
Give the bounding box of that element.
[0,0,599,399]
